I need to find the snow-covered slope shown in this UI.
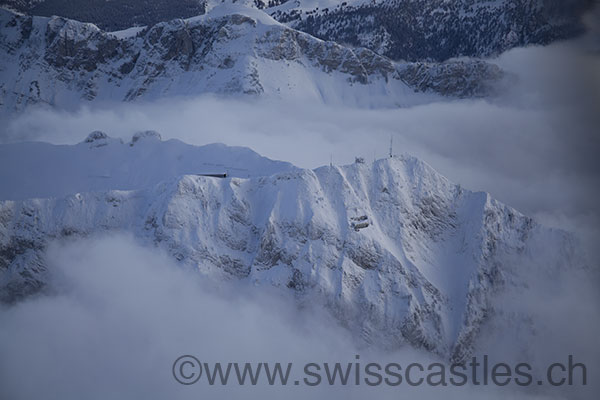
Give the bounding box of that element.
[0,4,506,113]
[0,138,581,361]
[0,131,298,201]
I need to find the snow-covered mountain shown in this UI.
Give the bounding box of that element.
[266,0,593,61]
[0,4,506,113]
[0,136,581,361]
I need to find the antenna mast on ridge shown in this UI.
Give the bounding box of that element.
[389,135,393,158]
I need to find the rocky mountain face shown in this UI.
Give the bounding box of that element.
[268,0,594,61]
[0,5,506,113]
[0,137,580,361]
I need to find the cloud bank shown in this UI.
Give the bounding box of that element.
[1,235,596,399]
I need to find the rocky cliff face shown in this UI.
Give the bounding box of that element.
[0,5,506,113]
[269,0,593,61]
[0,138,580,361]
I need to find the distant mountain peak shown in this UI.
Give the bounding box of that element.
[0,6,507,114]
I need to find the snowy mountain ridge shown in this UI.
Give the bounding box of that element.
[0,136,581,361]
[0,131,298,201]
[0,4,506,113]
